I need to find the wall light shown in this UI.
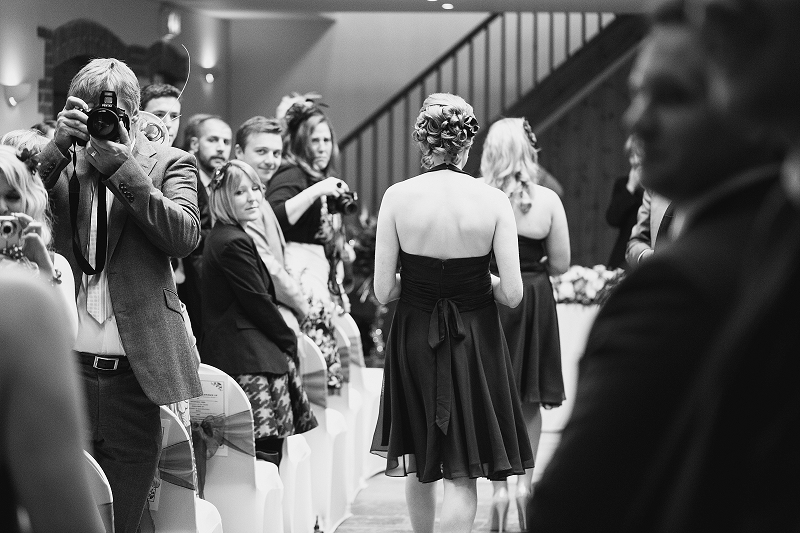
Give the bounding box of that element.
[3,83,32,107]
[442,3,454,9]
[205,73,215,84]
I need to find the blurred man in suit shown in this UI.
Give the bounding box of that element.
[527,4,783,531]
[623,0,800,530]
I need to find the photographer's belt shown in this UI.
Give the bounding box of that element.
[69,149,107,275]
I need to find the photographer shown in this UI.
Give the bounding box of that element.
[0,144,77,339]
[35,58,201,533]
[266,96,354,391]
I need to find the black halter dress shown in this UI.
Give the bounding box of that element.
[370,164,535,482]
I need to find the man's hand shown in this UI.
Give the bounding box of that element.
[86,120,134,177]
[54,96,89,154]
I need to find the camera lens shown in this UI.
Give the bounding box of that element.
[1,220,16,235]
[87,108,120,140]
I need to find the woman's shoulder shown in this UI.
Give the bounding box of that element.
[271,164,307,184]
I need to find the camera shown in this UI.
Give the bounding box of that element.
[86,90,131,142]
[328,191,359,215]
[0,215,22,249]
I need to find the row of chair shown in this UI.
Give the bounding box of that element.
[82,312,386,533]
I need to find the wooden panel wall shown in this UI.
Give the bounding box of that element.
[536,56,634,268]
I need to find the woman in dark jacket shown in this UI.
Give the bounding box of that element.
[201,160,316,463]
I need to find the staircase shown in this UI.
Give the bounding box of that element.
[339,11,646,214]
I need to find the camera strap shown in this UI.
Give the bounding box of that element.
[69,150,107,275]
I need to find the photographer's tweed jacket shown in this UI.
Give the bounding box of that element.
[37,130,202,405]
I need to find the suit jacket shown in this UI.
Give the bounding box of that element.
[624,179,800,532]
[37,131,202,405]
[528,164,781,533]
[199,222,296,375]
[625,189,671,267]
[605,176,644,269]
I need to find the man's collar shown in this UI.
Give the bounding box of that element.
[672,163,782,239]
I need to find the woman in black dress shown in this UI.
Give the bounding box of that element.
[200,160,317,464]
[481,118,570,531]
[371,93,533,533]
[266,98,351,392]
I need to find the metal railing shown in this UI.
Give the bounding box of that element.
[339,11,616,214]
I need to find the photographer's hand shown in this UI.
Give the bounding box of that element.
[15,213,55,278]
[311,177,348,198]
[54,96,89,155]
[87,120,133,177]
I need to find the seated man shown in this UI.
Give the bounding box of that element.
[235,115,309,331]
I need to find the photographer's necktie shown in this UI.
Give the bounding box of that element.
[86,181,110,324]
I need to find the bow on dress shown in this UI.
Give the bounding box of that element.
[427,297,466,435]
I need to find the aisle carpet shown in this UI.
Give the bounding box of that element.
[335,472,528,533]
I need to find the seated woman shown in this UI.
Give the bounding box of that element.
[200,160,317,464]
[0,143,77,339]
[266,97,351,391]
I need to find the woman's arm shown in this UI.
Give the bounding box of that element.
[544,190,571,276]
[275,175,348,226]
[373,186,402,304]
[218,234,298,356]
[492,190,523,308]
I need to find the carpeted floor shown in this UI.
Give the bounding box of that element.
[335,472,529,533]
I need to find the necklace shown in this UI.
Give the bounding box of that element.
[427,162,473,177]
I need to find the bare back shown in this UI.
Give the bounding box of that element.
[392,169,502,258]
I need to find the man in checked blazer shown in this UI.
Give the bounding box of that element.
[37,58,201,533]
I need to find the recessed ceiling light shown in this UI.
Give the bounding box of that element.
[427,0,438,2]
[442,3,454,9]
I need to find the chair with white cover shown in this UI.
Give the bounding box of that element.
[83,451,114,533]
[191,364,284,533]
[280,435,314,533]
[146,406,223,533]
[297,334,351,532]
[331,323,366,498]
[332,312,385,478]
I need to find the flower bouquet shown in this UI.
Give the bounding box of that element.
[551,264,626,306]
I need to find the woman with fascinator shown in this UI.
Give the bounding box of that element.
[266,96,349,391]
[481,118,570,531]
[370,93,534,533]
[200,161,317,465]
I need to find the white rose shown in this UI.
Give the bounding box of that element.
[557,281,575,301]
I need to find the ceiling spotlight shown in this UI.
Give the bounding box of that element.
[442,3,454,9]
[205,73,215,84]
[428,0,438,2]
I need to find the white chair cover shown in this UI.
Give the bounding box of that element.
[192,364,284,533]
[83,450,114,533]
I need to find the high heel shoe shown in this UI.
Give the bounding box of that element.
[515,483,532,532]
[490,489,510,533]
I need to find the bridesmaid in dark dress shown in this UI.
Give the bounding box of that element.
[481,117,570,532]
[371,93,533,533]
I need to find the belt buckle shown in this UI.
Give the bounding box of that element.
[93,356,119,371]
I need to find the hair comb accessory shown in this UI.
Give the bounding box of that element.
[16,147,39,175]
[522,118,538,150]
[209,164,226,191]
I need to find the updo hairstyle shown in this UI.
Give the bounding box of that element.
[413,93,479,170]
[480,117,540,214]
[282,99,340,181]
